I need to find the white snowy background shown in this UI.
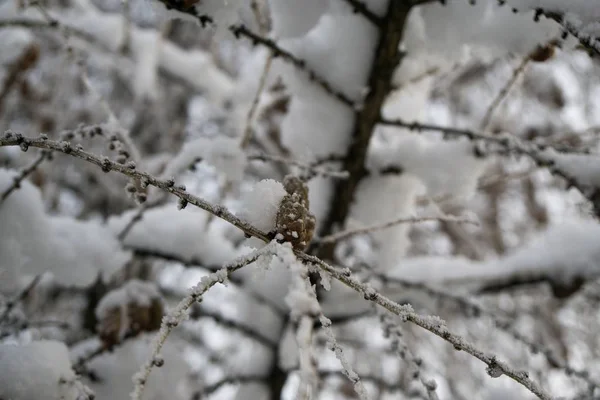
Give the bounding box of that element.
[1,0,600,399]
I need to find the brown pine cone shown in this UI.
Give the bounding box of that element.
[275,176,316,250]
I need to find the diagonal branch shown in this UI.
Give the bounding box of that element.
[230,24,356,107]
[0,130,556,399]
[342,0,383,26]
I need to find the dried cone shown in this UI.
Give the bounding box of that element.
[530,41,557,63]
[275,176,316,250]
[98,297,164,348]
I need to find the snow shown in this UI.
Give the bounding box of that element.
[0,1,235,104]
[237,178,287,234]
[350,175,425,271]
[545,150,600,188]
[161,136,248,184]
[81,335,192,400]
[0,169,129,288]
[385,219,600,289]
[0,340,92,400]
[108,203,238,266]
[269,0,327,39]
[373,134,492,202]
[407,1,559,57]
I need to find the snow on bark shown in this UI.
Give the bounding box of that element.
[0,340,93,400]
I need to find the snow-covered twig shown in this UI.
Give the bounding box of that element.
[230,24,356,107]
[79,64,142,166]
[296,252,554,400]
[320,315,370,400]
[377,274,600,394]
[0,274,42,324]
[248,153,349,179]
[316,214,478,245]
[130,246,284,313]
[0,132,272,242]
[378,310,439,400]
[480,55,530,132]
[130,243,275,400]
[532,8,600,57]
[287,249,370,399]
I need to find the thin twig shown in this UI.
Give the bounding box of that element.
[131,244,275,400]
[297,252,553,400]
[377,274,600,393]
[0,132,271,242]
[480,55,530,131]
[0,274,42,324]
[0,151,48,203]
[230,24,356,107]
[248,153,349,179]
[316,214,478,244]
[341,0,383,25]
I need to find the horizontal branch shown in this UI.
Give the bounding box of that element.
[378,118,600,218]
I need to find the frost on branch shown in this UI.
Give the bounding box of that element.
[0,341,93,400]
[96,280,164,347]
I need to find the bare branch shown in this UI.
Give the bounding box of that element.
[316,214,478,245]
[0,151,49,203]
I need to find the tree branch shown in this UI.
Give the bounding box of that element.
[316,0,412,260]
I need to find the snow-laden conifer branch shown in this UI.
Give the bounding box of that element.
[131,243,275,400]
